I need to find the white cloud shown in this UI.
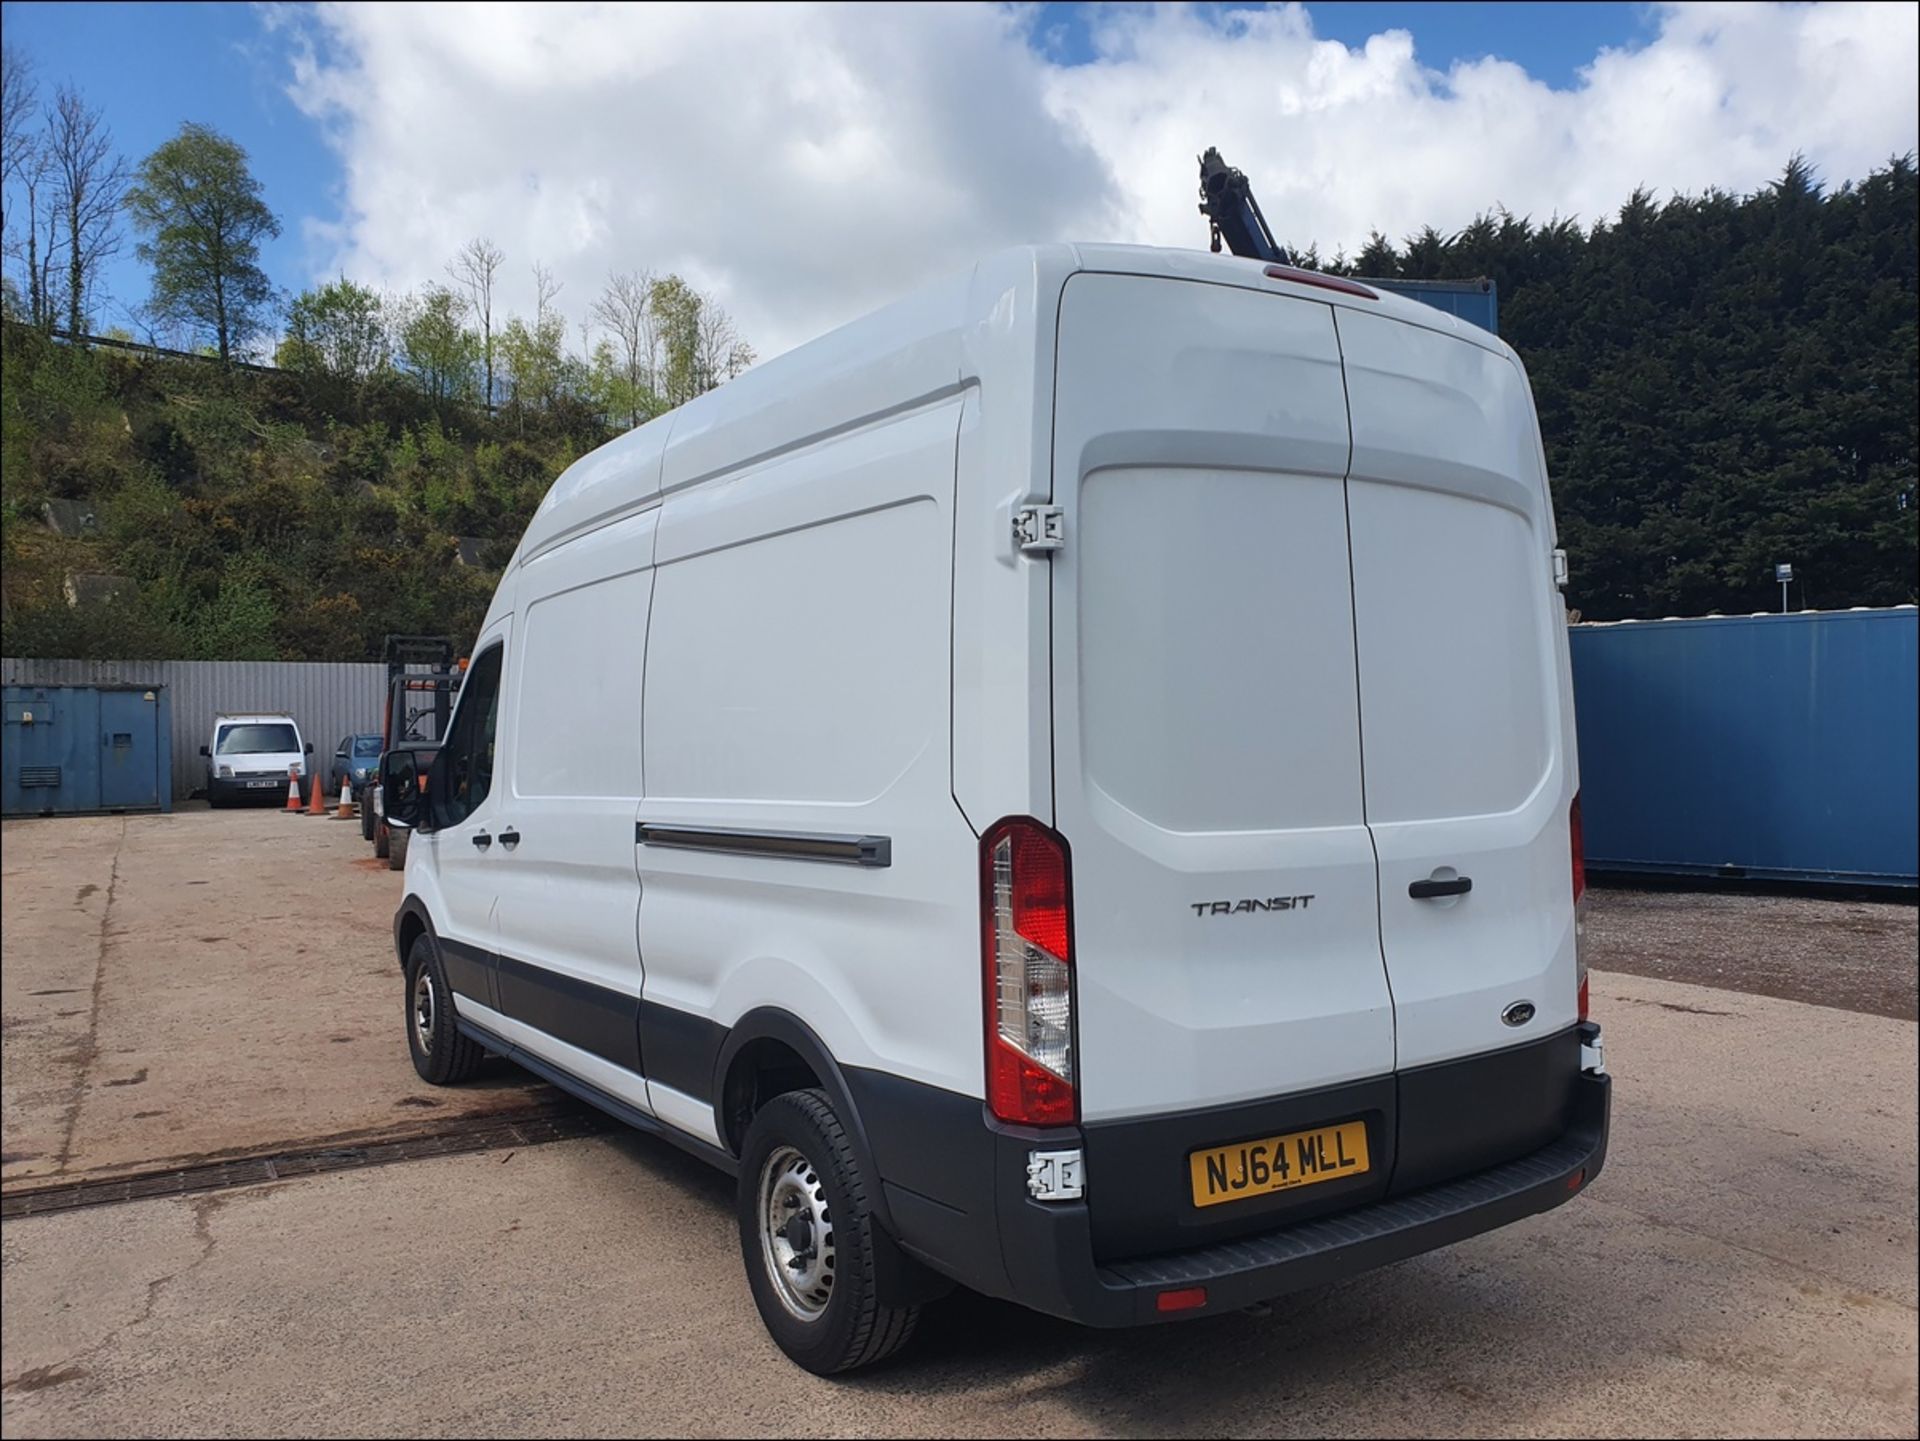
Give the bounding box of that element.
[283,1,1919,361]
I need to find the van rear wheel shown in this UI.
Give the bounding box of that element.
[736,1089,919,1375]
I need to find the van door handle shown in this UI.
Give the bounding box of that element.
[471,832,492,850]
[1409,876,1471,899]
[497,829,520,848]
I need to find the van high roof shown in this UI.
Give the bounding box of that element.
[512,243,1510,569]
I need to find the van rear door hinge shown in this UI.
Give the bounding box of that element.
[1014,504,1065,554]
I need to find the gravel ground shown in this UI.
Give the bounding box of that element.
[1584,885,1918,1021]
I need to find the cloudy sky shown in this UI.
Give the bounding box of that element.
[6,1,1918,359]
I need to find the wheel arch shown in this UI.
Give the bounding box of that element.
[713,1008,894,1235]
[393,895,435,971]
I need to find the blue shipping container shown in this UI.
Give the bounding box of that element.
[1568,608,1919,887]
[1369,277,1499,334]
[2,683,174,817]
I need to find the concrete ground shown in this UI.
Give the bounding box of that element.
[2,809,1916,1437]
[1,807,555,1187]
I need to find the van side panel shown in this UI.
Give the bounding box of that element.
[637,400,981,1109]
[491,508,657,1087]
[1336,309,1578,1069]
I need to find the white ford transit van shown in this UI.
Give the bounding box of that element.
[383,244,1609,1374]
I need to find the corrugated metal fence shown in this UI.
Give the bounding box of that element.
[0,659,386,802]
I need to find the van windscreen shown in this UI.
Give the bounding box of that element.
[216,723,298,754]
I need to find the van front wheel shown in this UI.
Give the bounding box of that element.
[403,933,482,1085]
[736,1089,919,1374]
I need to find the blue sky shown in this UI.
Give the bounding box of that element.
[2,2,1911,358]
[1,1,1660,331]
[1031,2,1656,85]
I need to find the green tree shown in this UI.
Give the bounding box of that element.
[280,278,390,382]
[497,311,568,424]
[396,283,479,402]
[124,123,279,364]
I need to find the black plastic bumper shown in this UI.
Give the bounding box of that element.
[852,1046,1610,1329]
[998,1069,1609,1326]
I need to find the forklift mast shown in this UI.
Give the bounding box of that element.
[381,634,458,749]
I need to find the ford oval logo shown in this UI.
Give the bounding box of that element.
[1501,1000,1536,1028]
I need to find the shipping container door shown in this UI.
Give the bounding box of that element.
[98,690,160,810]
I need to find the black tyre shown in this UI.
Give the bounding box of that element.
[403,932,483,1085]
[359,784,375,841]
[736,1089,920,1375]
[386,828,410,871]
[374,819,390,858]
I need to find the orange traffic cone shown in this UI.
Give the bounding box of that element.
[336,775,355,819]
[307,768,328,815]
[284,767,303,812]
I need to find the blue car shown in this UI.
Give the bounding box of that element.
[326,733,385,801]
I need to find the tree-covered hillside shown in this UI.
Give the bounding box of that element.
[0,326,611,659]
[1,112,1914,657]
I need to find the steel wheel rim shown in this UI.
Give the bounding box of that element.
[412,966,435,1054]
[758,1144,835,1322]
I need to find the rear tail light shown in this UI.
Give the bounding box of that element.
[1155,1286,1208,1314]
[982,817,1077,1126]
[1571,793,1589,1022]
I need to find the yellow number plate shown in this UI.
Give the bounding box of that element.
[1188,1120,1371,1208]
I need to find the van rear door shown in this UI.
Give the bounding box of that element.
[1335,309,1579,1072]
[1047,272,1394,1124]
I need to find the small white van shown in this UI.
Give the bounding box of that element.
[201,712,311,806]
[383,244,1609,1374]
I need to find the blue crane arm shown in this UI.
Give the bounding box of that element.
[1195,146,1500,334]
[1197,147,1288,265]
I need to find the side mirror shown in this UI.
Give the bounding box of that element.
[199,745,210,757]
[380,749,423,830]
[304,741,314,754]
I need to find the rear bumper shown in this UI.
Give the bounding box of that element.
[850,1029,1609,1328]
[992,1068,1607,1326]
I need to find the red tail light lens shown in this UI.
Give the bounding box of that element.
[982,817,1076,1126]
[1263,264,1378,299]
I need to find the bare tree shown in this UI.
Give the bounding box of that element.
[592,268,657,427]
[696,298,755,392]
[15,141,56,326]
[1,43,36,255]
[46,84,128,336]
[447,236,504,407]
[532,260,562,328]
